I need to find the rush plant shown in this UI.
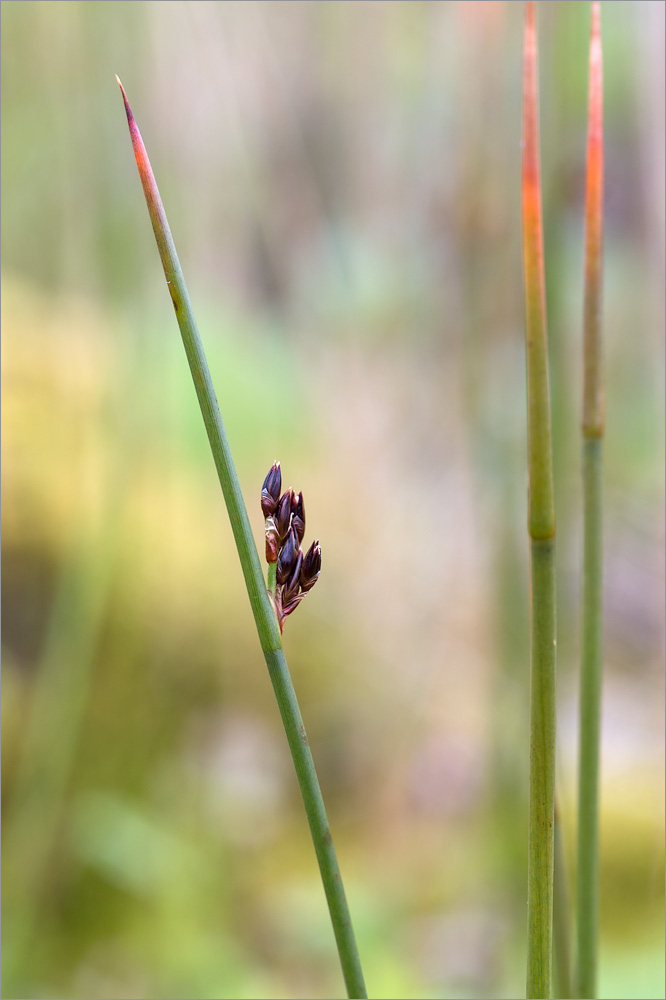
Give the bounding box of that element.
[116,3,608,994]
[521,5,607,999]
[116,78,366,1000]
[576,3,605,996]
[521,4,557,997]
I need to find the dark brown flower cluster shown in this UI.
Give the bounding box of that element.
[261,461,321,633]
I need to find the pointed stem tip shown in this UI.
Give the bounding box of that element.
[115,73,168,280]
[115,74,134,126]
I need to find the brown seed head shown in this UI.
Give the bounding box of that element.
[275,490,293,544]
[274,585,303,633]
[261,461,282,517]
[300,539,321,592]
[281,591,304,621]
[291,491,306,545]
[277,524,299,585]
[282,549,303,604]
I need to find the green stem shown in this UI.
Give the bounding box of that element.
[576,436,603,998]
[117,78,367,1000]
[267,560,277,598]
[577,5,604,995]
[522,5,557,995]
[553,801,572,1000]
[527,538,557,999]
[266,647,367,997]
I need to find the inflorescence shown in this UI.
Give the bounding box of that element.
[261,461,321,633]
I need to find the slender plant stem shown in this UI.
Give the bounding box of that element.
[267,560,277,598]
[527,539,556,999]
[116,77,367,1000]
[576,6,604,997]
[576,439,603,998]
[522,5,557,996]
[553,801,572,1000]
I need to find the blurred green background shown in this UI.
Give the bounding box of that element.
[2,2,664,998]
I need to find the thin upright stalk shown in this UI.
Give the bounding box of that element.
[553,802,572,1000]
[522,5,557,997]
[576,438,603,996]
[526,538,556,999]
[116,78,367,1000]
[576,5,604,995]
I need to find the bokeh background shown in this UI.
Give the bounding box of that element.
[2,2,664,998]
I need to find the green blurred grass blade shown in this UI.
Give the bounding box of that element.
[2,509,119,997]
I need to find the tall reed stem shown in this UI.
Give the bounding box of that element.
[553,801,572,999]
[522,5,557,996]
[576,4,604,995]
[116,78,367,1000]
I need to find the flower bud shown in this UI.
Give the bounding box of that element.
[281,591,304,621]
[282,549,303,605]
[265,515,279,563]
[275,490,293,544]
[261,461,282,517]
[300,539,321,592]
[291,491,305,545]
[274,584,302,633]
[277,525,299,585]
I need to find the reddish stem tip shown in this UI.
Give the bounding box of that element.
[115,74,134,125]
